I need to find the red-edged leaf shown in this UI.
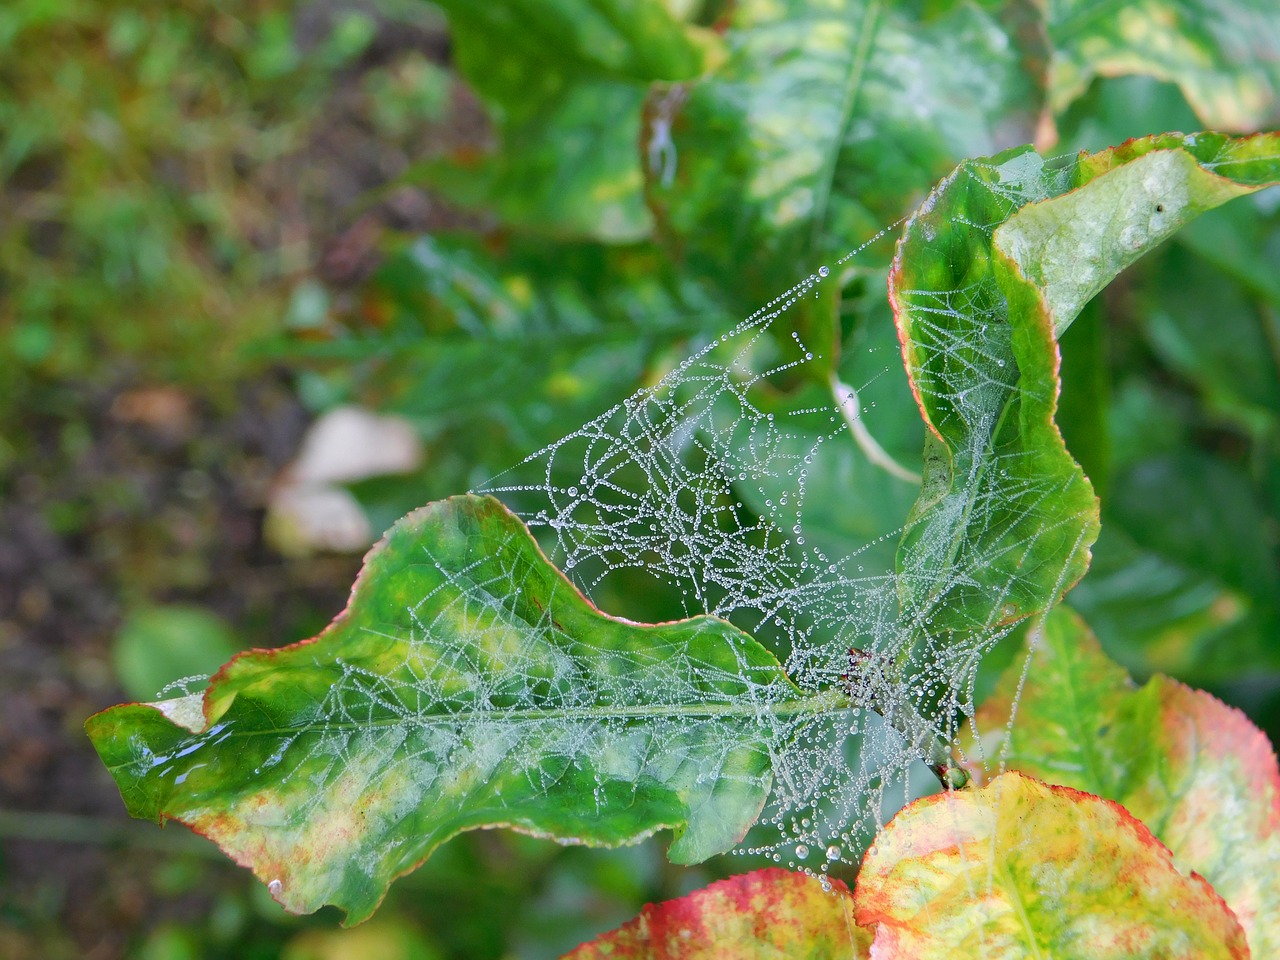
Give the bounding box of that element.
[566,867,871,959]
[855,772,1248,959]
[970,605,1280,956]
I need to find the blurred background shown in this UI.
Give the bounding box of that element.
[3,1,1280,957]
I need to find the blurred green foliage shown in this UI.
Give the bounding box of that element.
[0,0,375,473]
[5,0,1280,957]
[112,604,241,701]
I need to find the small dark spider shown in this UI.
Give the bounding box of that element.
[839,646,896,693]
[839,649,969,790]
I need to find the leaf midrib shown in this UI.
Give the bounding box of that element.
[128,688,847,757]
[997,859,1046,960]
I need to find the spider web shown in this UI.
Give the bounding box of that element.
[100,135,1278,936]
[94,147,1122,932]
[474,166,1068,879]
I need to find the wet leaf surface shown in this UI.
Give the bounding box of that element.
[88,495,813,923]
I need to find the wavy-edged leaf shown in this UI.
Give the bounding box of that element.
[970,605,1280,957]
[892,132,1280,640]
[854,771,1248,959]
[565,867,871,959]
[1041,0,1280,131]
[86,494,815,924]
[644,0,1041,314]
[997,133,1280,334]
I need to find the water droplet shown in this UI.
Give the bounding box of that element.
[826,844,841,860]
[795,843,810,859]
[818,265,830,278]
[268,879,283,897]
[567,486,578,497]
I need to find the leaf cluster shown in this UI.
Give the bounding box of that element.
[82,1,1280,957]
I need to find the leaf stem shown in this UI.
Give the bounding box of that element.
[831,375,922,483]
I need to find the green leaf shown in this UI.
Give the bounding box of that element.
[970,606,1280,958]
[566,867,871,959]
[995,134,1279,337]
[854,771,1249,959]
[421,1,723,242]
[434,0,719,96]
[87,495,819,924]
[1068,526,1253,681]
[413,82,654,242]
[644,0,1041,313]
[892,132,1280,638]
[1042,0,1280,131]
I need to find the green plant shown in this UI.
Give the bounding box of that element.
[86,1,1280,956]
[88,130,1280,956]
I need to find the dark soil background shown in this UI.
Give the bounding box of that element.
[0,5,498,956]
